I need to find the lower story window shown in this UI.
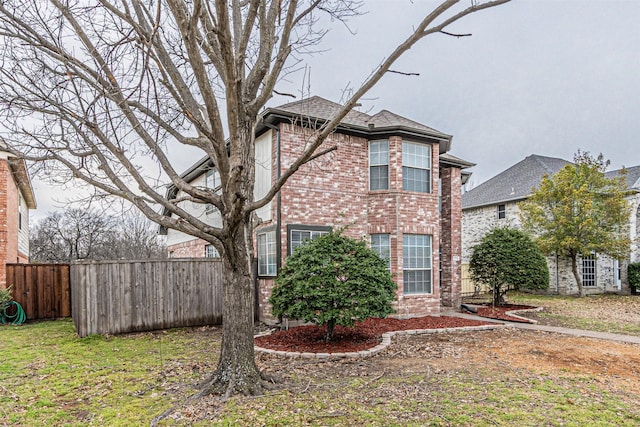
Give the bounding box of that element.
[371,234,391,269]
[403,234,432,294]
[257,230,277,276]
[288,225,330,255]
[205,244,220,258]
[582,254,596,287]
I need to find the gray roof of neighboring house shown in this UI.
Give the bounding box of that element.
[606,165,640,190]
[462,154,570,210]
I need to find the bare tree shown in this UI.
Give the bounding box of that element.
[0,0,510,396]
[30,208,166,261]
[30,209,117,262]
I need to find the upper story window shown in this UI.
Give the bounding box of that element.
[497,204,506,219]
[402,142,431,193]
[369,141,389,191]
[205,169,221,214]
[371,234,391,269]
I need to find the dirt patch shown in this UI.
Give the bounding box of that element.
[168,324,640,424]
[254,316,493,353]
[473,304,537,322]
[256,327,640,391]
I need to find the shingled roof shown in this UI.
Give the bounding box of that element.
[606,165,640,190]
[260,96,452,150]
[462,154,570,210]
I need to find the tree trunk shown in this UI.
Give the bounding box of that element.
[326,319,336,342]
[200,226,262,397]
[570,254,585,297]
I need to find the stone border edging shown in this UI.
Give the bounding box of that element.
[504,306,544,323]
[255,324,506,359]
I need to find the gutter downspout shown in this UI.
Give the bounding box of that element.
[264,122,282,274]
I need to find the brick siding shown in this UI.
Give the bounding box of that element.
[167,122,466,321]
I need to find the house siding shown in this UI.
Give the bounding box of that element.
[462,196,637,295]
[0,157,31,286]
[256,125,446,322]
[165,104,466,323]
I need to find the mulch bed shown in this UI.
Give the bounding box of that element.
[254,316,493,353]
[474,304,537,323]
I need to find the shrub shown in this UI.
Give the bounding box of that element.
[469,227,549,305]
[0,286,11,306]
[270,229,396,341]
[628,262,640,294]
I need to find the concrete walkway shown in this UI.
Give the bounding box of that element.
[445,311,640,345]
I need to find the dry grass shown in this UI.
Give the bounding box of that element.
[3,293,640,426]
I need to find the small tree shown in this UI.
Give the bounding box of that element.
[519,151,631,297]
[270,229,396,341]
[628,262,640,294]
[469,227,549,306]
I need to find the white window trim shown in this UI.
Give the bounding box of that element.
[257,229,277,277]
[402,142,432,193]
[402,234,433,295]
[371,233,391,270]
[369,140,390,191]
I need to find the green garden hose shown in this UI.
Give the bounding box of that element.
[1,301,26,325]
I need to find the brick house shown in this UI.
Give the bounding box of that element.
[0,142,37,287]
[163,96,473,321]
[461,154,640,295]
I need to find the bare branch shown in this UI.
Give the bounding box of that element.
[387,70,420,76]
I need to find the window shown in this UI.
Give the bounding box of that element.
[371,234,391,269]
[205,244,220,258]
[257,230,276,276]
[369,141,389,190]
[288,225,330,254]
[403,234,432,294]
[205,169,221,214]
[402,142,431,193]
[582,254,596,287]
[18,194,23,230]
[497,204,506,219]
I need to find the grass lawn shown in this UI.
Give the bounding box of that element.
[0,319,217,426]
[2,295,640,426]
[508,292,640,336]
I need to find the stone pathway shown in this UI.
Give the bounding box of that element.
[445,311,640,345]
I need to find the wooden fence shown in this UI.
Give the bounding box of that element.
[461,263,490,297]
[7,263,71,320]
[71,259,223,337]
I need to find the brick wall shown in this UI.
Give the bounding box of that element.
[0,158,27,286]
[167,122,466,320]
[167,238,210,258]
[440,166,462,309]
[257,125,446,322]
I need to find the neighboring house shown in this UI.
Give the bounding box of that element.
[461,154,640,295]
[162,96,473,321]
[0,142,37,287]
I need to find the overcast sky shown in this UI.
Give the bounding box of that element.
[30,0,640,220]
